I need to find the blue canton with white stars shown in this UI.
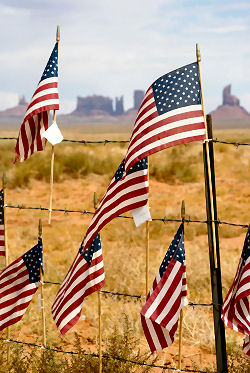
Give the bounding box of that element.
[80,233,101,267]
[159,223,185,278]
[115,157,148,183]
[0,189,4,225]
[22,237,43,283]
[241,226,250,265]
[40,42,58,82]
[152,62,201,115]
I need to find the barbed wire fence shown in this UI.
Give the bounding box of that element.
[0,134,249,371]
[1,136,250,147]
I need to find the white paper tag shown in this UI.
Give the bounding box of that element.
[41,121,63,145]
[131,205,152,227]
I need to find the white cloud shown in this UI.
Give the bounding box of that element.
[0,91,19,110]
[0,0,250,115]
[240,92,250,112]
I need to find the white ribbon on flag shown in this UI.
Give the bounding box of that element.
[42,121,63,145]
[131,205,152,227]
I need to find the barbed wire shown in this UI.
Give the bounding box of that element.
[5,203,249,228]
[0,337,213,372]
[43,281,215,307]
[0,136,250,147]
[212,139,250,147]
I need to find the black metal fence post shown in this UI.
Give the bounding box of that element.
[203,114,228,372]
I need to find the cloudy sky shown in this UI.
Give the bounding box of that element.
[0,0,250,114]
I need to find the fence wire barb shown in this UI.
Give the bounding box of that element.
[43,281,216,307]
[0,337,214,373]
[1,136,249,147]
[212,139,250,147]
[5,203,249,228]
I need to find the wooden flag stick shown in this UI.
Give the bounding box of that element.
[2,173,11,365]
[178,200,185,370]
[94,192,102,373]
[145,158,150,295]
[38,219,46,347]
[48,25,60,225]
[196,44,217,268]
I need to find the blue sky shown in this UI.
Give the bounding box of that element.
[0,0,250,114]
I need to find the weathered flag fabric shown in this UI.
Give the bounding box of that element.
[14,42,59,163]
[82,157,149,253]
[52,157,148,334]
[221,225,250,356]
[52,233,104,334]
[0,190,5,257]
[124,62,206,173]
[0,238,43,331]
[140,223,188,353]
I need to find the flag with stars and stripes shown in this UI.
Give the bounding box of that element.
[0,238,43,331]
[221,225,250,356]
[52,233,104,335]
[82,157,149,253]
[140,223,188,353]
[0,190,5,257]
[124,62,206,173]
[14,42,59,163]
[52,157,149,334]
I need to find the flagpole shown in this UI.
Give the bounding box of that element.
[178,200,185,371]
[196,44,217,269]
[145,159,150,295]
[94,192,102,373]
[38,219,46,347]
[48,25,60,225]
[203,115,228,372]
[197,44,228,372]
[2,173,11,365]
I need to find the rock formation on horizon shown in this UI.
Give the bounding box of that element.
[0,95,28,117]
[71,95,114,116]
[70,90,145,118]
[210,84,249,120]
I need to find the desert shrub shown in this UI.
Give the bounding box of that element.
[150,147,203,184]
[0,315,156,372]
[31,348,68,373]
[227,346,250,373]
[69,314,156,373]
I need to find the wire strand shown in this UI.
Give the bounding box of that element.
[0,337,214,372]
[5,203,249,228]
[0,136,249,147]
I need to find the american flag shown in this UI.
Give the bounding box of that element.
[52,157,149,334]
[140,222,187,353]
[124,62,206,173]
[14,42,59,163]
[0,238,43,331]
[221,225,250,356]
[81,157,149,254]
[0,190,5,257]
[52,233,104,335]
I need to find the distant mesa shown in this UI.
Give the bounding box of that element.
[70,90,145,118]
[0,95,28,117]
[210,84,249,120]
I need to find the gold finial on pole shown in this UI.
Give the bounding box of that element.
[56,25,60,42]
[196,43,201,62]
[38,219,42,238]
